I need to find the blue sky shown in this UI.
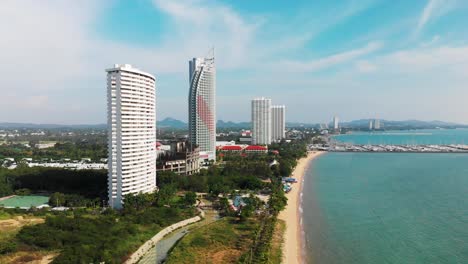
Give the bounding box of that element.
[1,0,468,124]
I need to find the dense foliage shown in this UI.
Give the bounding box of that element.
[0,167,107,199]
[1,129,314,263]
[0,138,107,161]
[240,138,310,263]
[17,206,195,263]
[157,169,265,195]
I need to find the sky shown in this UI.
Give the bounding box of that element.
[1,0,468,124]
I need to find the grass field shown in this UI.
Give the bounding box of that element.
[0,212,45,243]
[166,217,259,264]
[267,219,285,264]
[0,212,50,264]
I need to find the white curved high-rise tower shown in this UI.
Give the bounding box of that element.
[188,56,216,162]
[106,64,156,209]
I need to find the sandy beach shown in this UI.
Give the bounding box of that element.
[279,151,323,264]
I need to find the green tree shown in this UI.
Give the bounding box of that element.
[0,241,17,254]
[49,192,66,207]
[123,192,154,211]
[14,188,31,195]
[239,204,254,222]
[156,184,176,206]
[183,191,197,207]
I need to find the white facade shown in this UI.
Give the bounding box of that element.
[333,116,339,130]
[188,56,216,161]
[369,120,374,130]
[374,119,381,129]
[271,105,286,142]
[252,98,272,145]
[106,64,157,209]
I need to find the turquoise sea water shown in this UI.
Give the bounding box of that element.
[333,129,468,145]
[303,153,468,263]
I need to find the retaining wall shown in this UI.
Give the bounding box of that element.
[124,209,204,264]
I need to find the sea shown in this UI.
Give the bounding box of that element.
[302,129,468,264]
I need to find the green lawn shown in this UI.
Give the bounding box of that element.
[0,196,49,208]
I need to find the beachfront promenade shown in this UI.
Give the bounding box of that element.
[309,143,468,153]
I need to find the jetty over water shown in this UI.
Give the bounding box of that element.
[309,143,468,153]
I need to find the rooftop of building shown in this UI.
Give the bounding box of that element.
[218,145,244,151]
[245,145,268,151]
[105,64,155,80]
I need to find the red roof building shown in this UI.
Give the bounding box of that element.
[216,144,268,155]
[245,145,268,153]
[218,145,244,152]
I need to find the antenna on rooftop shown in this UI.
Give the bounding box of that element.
[206,46,215,61]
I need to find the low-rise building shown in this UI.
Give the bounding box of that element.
[245,145,268,154]
[35,142,56,149]
[241,130,252,137]
[216,140,236,147]
[157,141,200,175]
[216,145,268,154]
[217,145,245,152]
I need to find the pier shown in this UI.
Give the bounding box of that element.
[309,143,468,153]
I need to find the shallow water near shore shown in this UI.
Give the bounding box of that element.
[302,152,468,264]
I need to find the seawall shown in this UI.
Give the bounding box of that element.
[124,209,205,264]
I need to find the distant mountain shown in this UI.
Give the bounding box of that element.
[286,122,318,128]
[157,118,187,129]
[217,120,250,128]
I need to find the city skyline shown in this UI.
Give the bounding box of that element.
[2,1,468,124]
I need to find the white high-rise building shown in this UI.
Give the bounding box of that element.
[106,64,157,209]
[374,119,381,129]
[188,56,216,162]
[271,105,286,142]
[369,120,374,130]
[252,98,272,145]
[333,116,339,130]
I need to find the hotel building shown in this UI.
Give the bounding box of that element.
[188,56,216,162]
[271,105,286,142]
[251,98,272,145]
[106,64,157,209]
[333,116,340,130]
[374,119,381,129]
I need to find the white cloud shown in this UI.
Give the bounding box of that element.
[414,0,461,36]
[0,0,467,124]
[0,0,262,123]
[421,35,441,47]
[278,41,383,72]
[379,45,468,73]
[151,0,259,70]
[416,0,441,34]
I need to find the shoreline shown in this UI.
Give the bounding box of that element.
[278,151,324,264]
